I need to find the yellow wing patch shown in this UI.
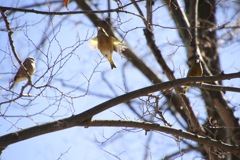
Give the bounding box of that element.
[111,37,127,53]
[88,37,98,50]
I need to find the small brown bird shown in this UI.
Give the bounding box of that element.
[88,27,127,69]
[10,57,36,89]
[183,58,203,93]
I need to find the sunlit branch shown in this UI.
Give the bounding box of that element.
[1,120,240,156]
[144,26,206,135]
[1,72,240,152]
[86,120,240,156]
[192,82,240,93]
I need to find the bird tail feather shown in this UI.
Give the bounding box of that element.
[183,86,189,93]
[110,62,116,69]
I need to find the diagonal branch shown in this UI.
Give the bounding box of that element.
[1,72,240,152]
[75,0,189,127]
[192,83,240,92]
[1,120,240,157]
[86,120,240,157]
[143,28,204,136]
[163,0,192,46]
[0,10,32,86]
[164,0,240,145]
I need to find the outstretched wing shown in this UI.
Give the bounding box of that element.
[111,37,127,53]
[88,37,98,50]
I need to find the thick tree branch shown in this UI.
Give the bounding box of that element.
[163,0,192,46]
[192,83,240,92]
[86,120,240,157]
[188,0,199,59]
[1,120,240,157]
[75,0,190,132]
[1,72,240,152]
[165,0,240,147]
[143,28,204,136]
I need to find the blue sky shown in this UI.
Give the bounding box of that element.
[0,0,240,160]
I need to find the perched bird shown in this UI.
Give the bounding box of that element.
[88,27,127,69]
[10,57,36,89]
[183,58,203,93]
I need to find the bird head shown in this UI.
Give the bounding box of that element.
[195,58,200,64]
[97,27,109,36]
[26,57,36,64]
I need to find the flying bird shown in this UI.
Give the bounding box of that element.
[88,27,127,69]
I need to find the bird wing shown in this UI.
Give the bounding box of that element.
[112,37,127,53]
[88,37,98,50]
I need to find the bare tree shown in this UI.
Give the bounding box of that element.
[1,0,240,159]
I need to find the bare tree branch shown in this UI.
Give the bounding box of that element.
[1,72,240,152]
